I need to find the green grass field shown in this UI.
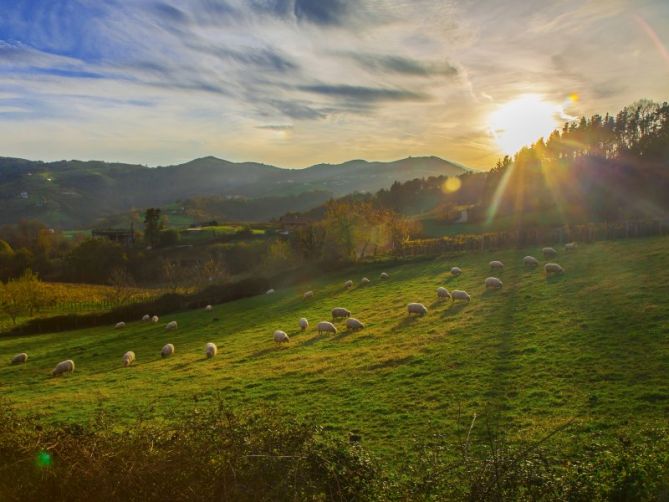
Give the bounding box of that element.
[1,236,668,462]
[419,209,567,237]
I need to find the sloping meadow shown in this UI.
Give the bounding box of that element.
[1,236,669,498]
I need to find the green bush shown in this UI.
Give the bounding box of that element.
[0,400,380,502]
[1,400,668,501]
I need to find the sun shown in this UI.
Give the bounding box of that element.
[488,94,563,155]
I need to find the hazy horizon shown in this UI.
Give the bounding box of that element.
[0,152,473,171]
[0,0,668,170]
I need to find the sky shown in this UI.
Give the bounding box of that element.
[0,0,667,170]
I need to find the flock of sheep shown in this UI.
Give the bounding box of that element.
[271,244,570,343]
[7,243,572,376]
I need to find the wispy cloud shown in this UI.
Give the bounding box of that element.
[346,53,459,78]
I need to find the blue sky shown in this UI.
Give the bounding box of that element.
[0,0,667,169]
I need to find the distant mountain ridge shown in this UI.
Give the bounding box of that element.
[0,155,468,227]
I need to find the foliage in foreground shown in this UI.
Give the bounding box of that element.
[1,401,668,502]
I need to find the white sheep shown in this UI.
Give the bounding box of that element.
[489,260,504,271]
[122,351,136,367]
[544,262,564,275]
[303,290,314,299]
[51,359,75,377]
[407,303,428,316]
[565,242,578,251]
[346,318,364,331]
[165,320,178,331]
[437,287,451,300]
[161,343,175,358]
[11,353,28,365]
[380,272,389,280]
[451,290,471,303]
[273,330,289,343]
[317,321,337,335]
[266,288,275,295]
[205,304,213,311]
[151,315,159,323]
[451,266,462,277]
[205,342,217,358]
[331,307,351,320]
[523,256,539,268]
[485,277,503,290]
[543,247,558,258]
[115,321,126,329]
[142,314,150,322]
[361,277,370,285]
[344,280,353,288]
[299,318,309,331]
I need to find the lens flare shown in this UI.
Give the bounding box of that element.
[635,15,669,66]
[442,176,462,193]
[36,450,52,468]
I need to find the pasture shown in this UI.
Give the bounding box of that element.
[1,236,668,461]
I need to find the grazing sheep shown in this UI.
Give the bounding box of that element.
[544,262,564,275]
[565,242,578,251]
[142,314,150,322]
[122,351,136,367]
[485,277,503,290]
[451,266,462,277]
[523,256,539,268]
[345,318,364,331]
[115,322,126,329]
[273,330,289,343]
[161,343,175,358]
[205,342,217,358]
[151,315,159,323]
[165,320,178,331]
[51,359,75,377]
[11,353,28,365]
[303,290,314,299]
[331,307,351,320]
[205,305,213,311]
[451,290,471,303]
[437,287,451,300]
[380,272,389,280]
[407,303,428,316]
[299,317,309,331]
[489,260,504,271]
[543,247,558,258]
[317,321,337,335]
[361,277,370,285]
[266,288,275,295]
[344,280,353,288]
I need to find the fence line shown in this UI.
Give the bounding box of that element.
[395,219,669,257]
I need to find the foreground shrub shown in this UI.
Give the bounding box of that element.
[0,401,380,502]
[1,401,668,501]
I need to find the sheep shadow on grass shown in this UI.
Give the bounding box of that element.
[545,273,567,285]
[441,302,468,318]
[247,346,283,359]
[300,333,330,347]
[429,299,451,309]
[481,289,503,299]
[394,315,423,330]
[331,329,359,342]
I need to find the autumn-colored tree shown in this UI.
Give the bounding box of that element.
[0,269,48,323]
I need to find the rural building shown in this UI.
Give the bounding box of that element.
[92,225,136,247]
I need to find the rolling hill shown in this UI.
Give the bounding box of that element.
[0,155,468,228]
[1,236,668,461]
